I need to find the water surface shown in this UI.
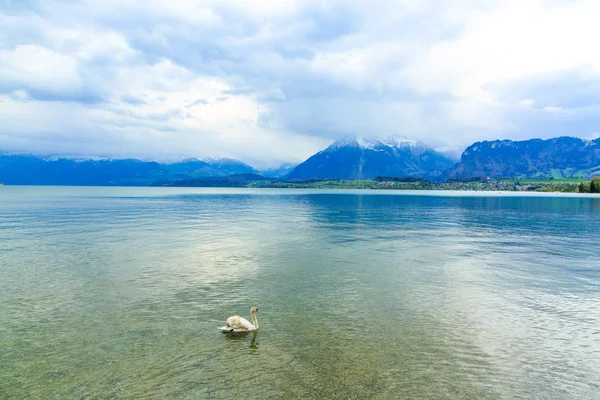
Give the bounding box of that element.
[1,187,599,399]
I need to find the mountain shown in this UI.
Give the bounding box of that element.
[0,154,259,185]
[202,158,259,175]
[445,136,600,179]
[286,136,455,180]
[164,158,214,179]
[0,155,168,185]
[166,157,257,179]
[260,163,298,178]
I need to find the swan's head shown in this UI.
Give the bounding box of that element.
[250,307,259,313]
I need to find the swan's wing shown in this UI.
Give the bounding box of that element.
[234,317,256,330]
[226,316,241,327]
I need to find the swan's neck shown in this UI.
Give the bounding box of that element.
[251,311,259,329]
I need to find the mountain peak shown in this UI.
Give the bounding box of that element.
[179,157,204,163]
[327,135,424,152]
[202,157,225,163]
[327,135,361,150]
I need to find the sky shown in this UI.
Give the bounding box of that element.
[1,0,600,168]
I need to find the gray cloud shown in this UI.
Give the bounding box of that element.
[120,94,147,105]
[186,98,209,107]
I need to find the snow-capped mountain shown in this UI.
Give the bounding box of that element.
[287,135,455,180]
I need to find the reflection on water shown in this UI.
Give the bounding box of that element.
[224,331,259,352]
[1,187,599,399]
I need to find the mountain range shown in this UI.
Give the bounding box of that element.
[0,155,262,186]
[446,136,600,179]
[1,136,599,185]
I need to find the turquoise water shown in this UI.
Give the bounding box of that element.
[1,187,599,399]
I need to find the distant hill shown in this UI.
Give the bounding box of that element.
[445,137,600,179]
[0,155,167,186]
[202,158,259,176]
[166,158,258,179]
[260,163,298,178]
[287,136,454,180]
[0,154,259,186]
[157,173,273,187]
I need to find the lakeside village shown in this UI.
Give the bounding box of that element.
[249,176,600,193]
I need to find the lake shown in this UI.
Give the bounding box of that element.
[1,187,599,399]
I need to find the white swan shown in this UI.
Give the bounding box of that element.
[219,307,259,332]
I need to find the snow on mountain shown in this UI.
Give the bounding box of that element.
[326,135,425,152]
[383,136,421,149]
[356,136,383,150]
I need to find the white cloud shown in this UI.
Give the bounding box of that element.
[402,0,600,95]
[518,99,535,108]
[0,44,82,92]
[541,106,564,114]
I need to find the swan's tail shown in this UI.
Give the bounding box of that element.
[219,326,234,332]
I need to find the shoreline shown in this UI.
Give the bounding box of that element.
[3,176,598,194]
[2,185,599,198]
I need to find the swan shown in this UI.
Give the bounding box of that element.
[219,307,259,332]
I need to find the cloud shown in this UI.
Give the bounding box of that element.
[185,98,209,107]
[0,45,82,94]
[121,94,147,105]
[1,0,600,167]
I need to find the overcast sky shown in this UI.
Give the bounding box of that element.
[2,0,600,167]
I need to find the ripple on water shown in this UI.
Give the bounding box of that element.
[1,188,599,399]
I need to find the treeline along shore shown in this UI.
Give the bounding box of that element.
[157,175,600,193]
